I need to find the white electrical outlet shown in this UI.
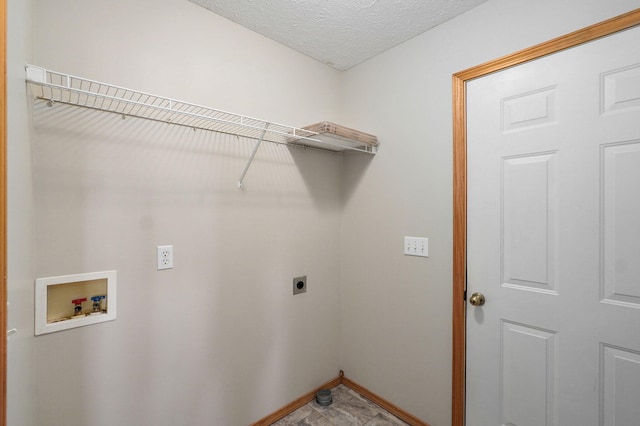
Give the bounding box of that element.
[404,237,429,257]
[157,245,174,270]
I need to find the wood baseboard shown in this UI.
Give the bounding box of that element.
[249,375,342,426]
[341,376,430,426]
[250,371,430,426]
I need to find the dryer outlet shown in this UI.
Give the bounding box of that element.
[293,276,307,295]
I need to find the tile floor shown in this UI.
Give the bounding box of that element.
[271,384,410,426]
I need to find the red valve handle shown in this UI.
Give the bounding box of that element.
[71,298,87,305]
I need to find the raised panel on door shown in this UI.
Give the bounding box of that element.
[502,87,558,133]
[601,345,640,425]
[601,64,640,115]
[502,152,557,294]
[601,140,640,308]
[501,321,557,426]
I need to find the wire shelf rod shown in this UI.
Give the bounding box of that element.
[33,67,297,132]
[41,84,280,135]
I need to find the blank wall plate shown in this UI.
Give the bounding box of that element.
[404,237,428,257]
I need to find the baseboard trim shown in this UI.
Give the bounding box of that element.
[341,376,430,426]
[249,375,342,426]
[250,371,430,426]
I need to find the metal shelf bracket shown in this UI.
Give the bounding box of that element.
[237,123,270,189]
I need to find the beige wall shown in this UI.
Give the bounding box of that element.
[339,0,640,424]
[9,0,640,425]
[32,0,342,425]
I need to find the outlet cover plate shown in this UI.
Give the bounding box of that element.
[157,245,174,270]
[293,275,307,295]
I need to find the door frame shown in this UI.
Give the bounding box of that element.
[451,9,640,426]
[1,0,7,425]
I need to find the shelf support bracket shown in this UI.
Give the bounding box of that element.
[237,123,270,189]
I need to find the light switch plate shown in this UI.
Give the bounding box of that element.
[404,237,428,257]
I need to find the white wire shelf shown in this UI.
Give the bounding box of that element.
[25,65,378,155]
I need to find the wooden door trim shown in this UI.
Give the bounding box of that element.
[451,8,640,426]
[1,0,7,424]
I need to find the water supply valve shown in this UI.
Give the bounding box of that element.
[90,295,106,313]
[71,298,87,316]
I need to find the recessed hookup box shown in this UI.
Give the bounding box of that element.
[35,270,117,335]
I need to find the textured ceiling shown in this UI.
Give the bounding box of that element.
[189,0,488,71]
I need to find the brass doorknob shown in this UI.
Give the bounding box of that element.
[469,292,485,306]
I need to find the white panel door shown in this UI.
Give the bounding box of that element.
[466,25,640,426]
